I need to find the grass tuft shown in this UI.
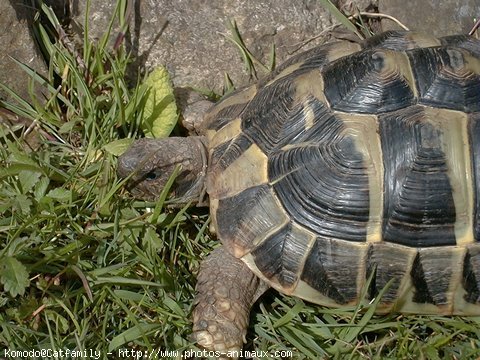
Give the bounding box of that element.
[0,0,209,355]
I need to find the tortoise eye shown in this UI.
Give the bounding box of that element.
[145,170,159,181]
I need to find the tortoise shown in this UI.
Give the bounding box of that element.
[117,30,480,355]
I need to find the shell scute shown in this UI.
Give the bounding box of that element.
[323,48,417,113]
[407,47,480,113]
[250,222,315,292]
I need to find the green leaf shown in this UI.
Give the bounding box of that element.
[108,323,161,351]
[113,290,148,302]
[45,310,70,333]
[163,295,185,317]
[92,276,165,287]
[103,138,134,156]
[33,177,50,201]
[143,227,163,251]
[46,188,72,202]
[0,256,30,297]
[0,164,43,178]
[141,67,178,138]
[7,145,40,168]
[273,301,303,328]
[18,170,42,194]
[14,194,32,214]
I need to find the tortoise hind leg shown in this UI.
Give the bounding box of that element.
[192,247,268,355]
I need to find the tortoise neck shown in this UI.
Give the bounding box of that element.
[192,136,209,206]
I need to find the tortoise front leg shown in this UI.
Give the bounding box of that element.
[192,247,268,355]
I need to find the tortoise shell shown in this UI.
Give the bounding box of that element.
[202,31,480,315]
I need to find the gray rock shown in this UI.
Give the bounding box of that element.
[2,0,475,108]
[379,0,479,36]
[72,0,369,93]
[0,1,46,102]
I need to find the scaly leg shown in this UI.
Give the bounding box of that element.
[192,247,268,356]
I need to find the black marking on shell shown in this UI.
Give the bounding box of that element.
[210,134,252,174]
[301,238,361,304]
[206,99,250,131]
[440,35,480,57]
[241,76,306,154]
[411,252,434,304]
[216,185,286,254]
[463,246,480,304]
[380,106,456,247]
[408,47,480,113]
[471,115,480,241]
[411,250,452,305]
[366,243,411,304]
[323,49,415,114]
[268,99,369,242]
[251,222,311,289]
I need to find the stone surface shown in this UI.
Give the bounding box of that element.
[71,0,363,93]
[379,0,479,36]
[0,1,46,101]
[3,0,474,107]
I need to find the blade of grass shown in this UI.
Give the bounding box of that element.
[317,0,364,39]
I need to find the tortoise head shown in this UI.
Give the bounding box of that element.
[117,136,208,205]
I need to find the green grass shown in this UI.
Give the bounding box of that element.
[1,1,480,359]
